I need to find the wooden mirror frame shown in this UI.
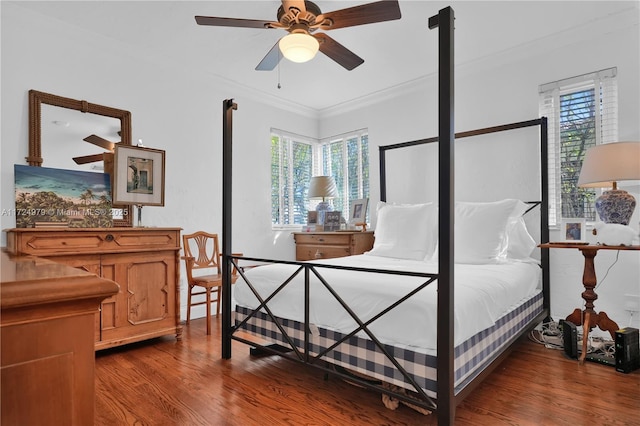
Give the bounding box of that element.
[28,89,133,227]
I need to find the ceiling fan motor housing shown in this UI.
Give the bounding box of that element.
[277,1,322,29]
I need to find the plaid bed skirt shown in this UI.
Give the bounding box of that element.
[234,291,543,398]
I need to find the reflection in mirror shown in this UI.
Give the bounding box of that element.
[28,90,133,226]
[41,104,122,172]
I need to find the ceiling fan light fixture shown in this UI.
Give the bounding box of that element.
[278,33,319,63]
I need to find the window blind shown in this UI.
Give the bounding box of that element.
[271,129,369,227]
[539,67,618,226]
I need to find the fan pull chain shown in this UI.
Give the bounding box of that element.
[277,51,282,89]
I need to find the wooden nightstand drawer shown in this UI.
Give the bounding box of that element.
[293,233,351,246]
[292,231,374,261]
[296,245,351,261]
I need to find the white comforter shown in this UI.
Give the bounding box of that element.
[233,254,540,351]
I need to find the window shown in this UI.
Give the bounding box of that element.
[539,67,618,226]
[271,129,369,227]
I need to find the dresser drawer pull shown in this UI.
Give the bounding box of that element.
[318,238,324,242]
[314,250,324,259]
[105,234,114,242]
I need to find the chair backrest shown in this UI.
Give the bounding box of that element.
[182,231,221,274]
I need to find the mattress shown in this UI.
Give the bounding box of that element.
[233,254,541,352]
[235,291,543,396]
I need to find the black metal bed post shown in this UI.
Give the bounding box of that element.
[379,147,387,202]
[222,98,237,360]
[540,117,551,314]
[429,6,455,425]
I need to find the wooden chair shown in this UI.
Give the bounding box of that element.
[181,231,241,335]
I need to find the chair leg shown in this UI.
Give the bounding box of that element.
[186,285,193,324]
[205,286,212,335]
[216,288,221,317]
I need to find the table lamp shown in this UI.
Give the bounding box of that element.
[577,141,640,225]
[308,175,338,224]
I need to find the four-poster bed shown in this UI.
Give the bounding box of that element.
[220,7,550,425]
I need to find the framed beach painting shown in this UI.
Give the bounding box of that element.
[14,164,113,228]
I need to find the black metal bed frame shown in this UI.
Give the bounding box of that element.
[219,6,550,425]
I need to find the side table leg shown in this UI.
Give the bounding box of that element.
[593,311,620,340]
[566,308,582,327]
[579,312,591,364]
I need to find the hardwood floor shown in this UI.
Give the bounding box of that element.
[95,318,640,425]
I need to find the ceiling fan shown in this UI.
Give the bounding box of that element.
[73,134,118,165]
[195,0,401,71]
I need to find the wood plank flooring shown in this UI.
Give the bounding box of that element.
[95,318,639,425]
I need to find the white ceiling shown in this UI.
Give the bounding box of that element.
[11,1,638,112]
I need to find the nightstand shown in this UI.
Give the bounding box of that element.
[540,242,640,364]
[293,231,374,261]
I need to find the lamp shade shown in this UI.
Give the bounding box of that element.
[577,141,640,225]
[278,33,319,63]
[577,141,640,188]
[308,176,338,200]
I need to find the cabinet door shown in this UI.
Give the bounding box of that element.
[46,254,104,341]
[100,251,176,344]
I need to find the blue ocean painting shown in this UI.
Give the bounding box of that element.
[14,164,113,228]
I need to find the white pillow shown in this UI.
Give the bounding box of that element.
[367,202,436,260]
[504,216,537,260]
[454,199,527,264]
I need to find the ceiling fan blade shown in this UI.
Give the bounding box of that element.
[318,0,401,31]
[73,153,107,165]
[315,33,364,71]
[83,134,116,151]
[195,16,277,29]
[255,42,282,71]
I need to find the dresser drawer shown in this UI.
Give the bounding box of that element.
[5,228,180,256]
[294,233,352,246]
[292,231,374,261]
[296,245,351,261]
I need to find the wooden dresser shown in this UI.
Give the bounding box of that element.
[293,231,374,261]
[1,251,119,425]
[4,227,182,350]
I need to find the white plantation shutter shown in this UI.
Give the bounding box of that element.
[271,129,369,227]
[320,130,369,219]
[539,67,618,226]
[271,131,313,226]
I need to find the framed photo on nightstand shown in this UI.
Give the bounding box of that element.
[562,219,586,242]
[323,211,342,231]
[349,198,368,224]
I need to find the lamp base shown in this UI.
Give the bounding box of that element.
[595,189,636,225]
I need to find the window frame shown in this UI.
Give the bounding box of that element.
[539,67,618,227]
[271,128,369,230]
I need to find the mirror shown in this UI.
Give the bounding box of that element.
[28,89,133,227]
[41,104,122,172]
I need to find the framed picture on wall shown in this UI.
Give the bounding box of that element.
[562,219,586,242]
[113,145,165,206]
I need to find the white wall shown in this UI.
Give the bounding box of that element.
[319,8,640,331]
[1,3,318,320]
[2,2,639,330]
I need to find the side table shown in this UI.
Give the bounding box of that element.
[540,242,640,364]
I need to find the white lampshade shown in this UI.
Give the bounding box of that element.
[578,141,640,188]
[278,33,319,63]
[308,176,338,200]
[578,141,640,225]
